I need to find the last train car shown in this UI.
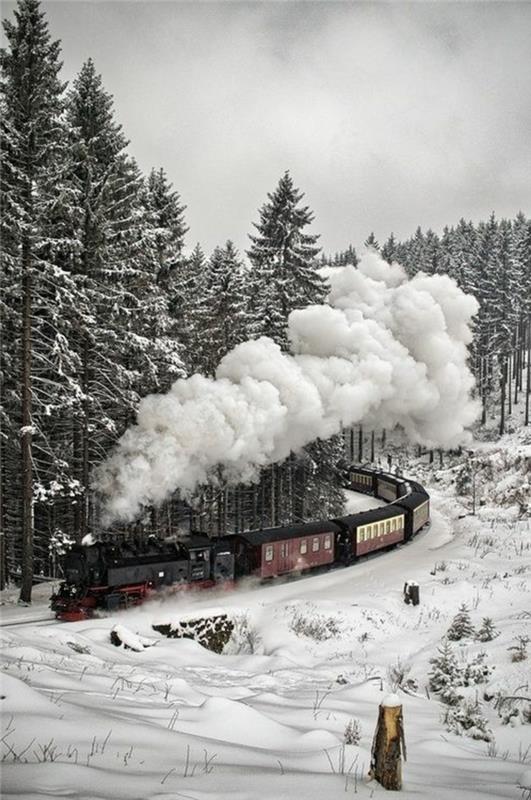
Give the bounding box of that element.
[394,490,430,540]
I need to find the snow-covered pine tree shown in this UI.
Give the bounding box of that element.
[145,166,187,285]
[364,232,380,251]
[247,170,327,349]
[447,603,475,641]
[245,172,344,526]
[0,0,82,598]
[476,617,498,642]
[423,229,442,275]
[428,639,462,705]
[64,60,188,539]
[381,233,397,264]
[198,241,249,376]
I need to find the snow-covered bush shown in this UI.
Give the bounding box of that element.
[462,652,494,686]
[224,613,262,654]
[288,605,341,641]
[476,617,499,642]
[387,657,417,693]
[447,604,475,641]
[508,635,529,662]
[344,718,361,745]
[443,699,493,742]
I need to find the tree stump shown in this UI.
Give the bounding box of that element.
[370,694,406,790]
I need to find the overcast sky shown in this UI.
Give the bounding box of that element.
[3,1,531,256]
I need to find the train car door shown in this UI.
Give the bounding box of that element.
[279,540,290,573]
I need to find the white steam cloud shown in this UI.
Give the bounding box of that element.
[96,252,480,522]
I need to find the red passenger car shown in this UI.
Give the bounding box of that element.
[233,521,341,579]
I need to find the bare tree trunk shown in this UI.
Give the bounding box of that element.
[507,350,512,416]
[270,464,276,527]
[499,354,507,436]
[80,336,90,541]
[20,233,33,604]
[0,433,5,591]
[525,318,530,426]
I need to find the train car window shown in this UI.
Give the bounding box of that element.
[380,523,385,536]
[386,521,390,534]
[324,535,331,550]
[280,543,288,558]
[300,539,307,554]
[265,545,274,562]
[312,537,320,552]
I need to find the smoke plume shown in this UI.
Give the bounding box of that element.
[96,252,479,522]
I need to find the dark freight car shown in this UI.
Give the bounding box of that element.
[234,521,340,579]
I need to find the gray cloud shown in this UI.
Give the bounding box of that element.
[2,0,530,254]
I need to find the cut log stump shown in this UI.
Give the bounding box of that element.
[370,694,406,790]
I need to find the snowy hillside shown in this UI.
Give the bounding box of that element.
[1,438,530,800]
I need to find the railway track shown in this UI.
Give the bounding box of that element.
[0,615,60,629]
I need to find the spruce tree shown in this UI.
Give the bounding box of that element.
[428,639,462,704]
[0,0,76,600]
[381,233,397,264]
[476,617,497,642]
[247,170,327,349]
[245,172,344,525]
[447,603,475,641]
[198,241,249,375]
[364,232,380,251]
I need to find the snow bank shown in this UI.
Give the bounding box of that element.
[96,252,479,522]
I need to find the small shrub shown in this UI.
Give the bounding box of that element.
[344,718,361,745]
[462,652,494,686]
[508,636,529,663]
[443,699,493,742]
[289,605,341,641]
[387,658,418,693]
[224,614,262,655]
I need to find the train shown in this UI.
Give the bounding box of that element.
[50,465,430,621]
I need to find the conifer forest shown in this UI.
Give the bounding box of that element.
[1,0,530,603]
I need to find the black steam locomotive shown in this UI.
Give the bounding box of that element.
[51,465,430,621]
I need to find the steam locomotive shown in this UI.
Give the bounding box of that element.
[51,465,430,621]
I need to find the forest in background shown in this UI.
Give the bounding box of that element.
[1,0,530,600]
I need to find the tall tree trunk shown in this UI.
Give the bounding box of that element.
[270,464,276,527]
[20,233,33,604]
[81,336,90,540]
[525,318,530,426]
[499,354,507,436]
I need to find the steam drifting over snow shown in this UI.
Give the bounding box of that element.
[96,252,479,522]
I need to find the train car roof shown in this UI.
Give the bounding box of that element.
[237,520,341,546]
[393,491,430,510]
[334,504,406,529]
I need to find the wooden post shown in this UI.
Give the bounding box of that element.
[370,695,406,790]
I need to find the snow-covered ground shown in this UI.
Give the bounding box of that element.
[1,441,530,800]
